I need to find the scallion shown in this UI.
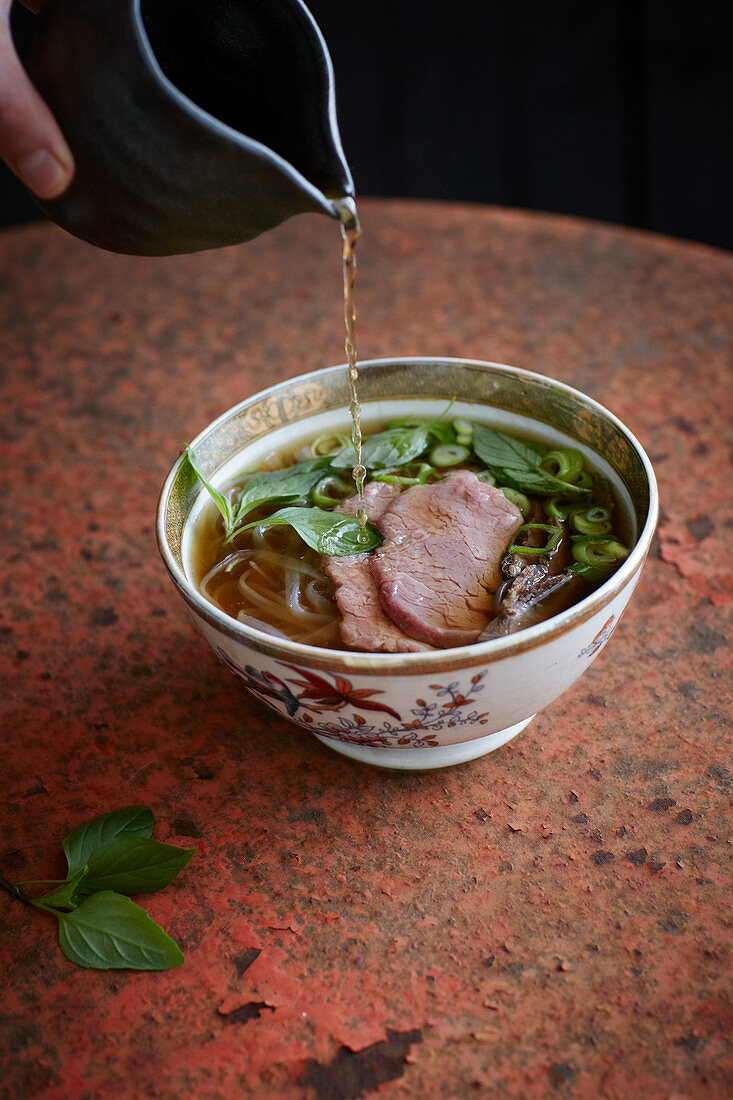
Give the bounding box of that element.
[544,499,574,522]
[452,418,473,446]
[571,536,629,571]
[310,474,353,507]
[311,431,351,457]
[571,506,612,536]
[476,470,496,485]
[540,448,586,484]
[508,523,563,556]
[500,487,531,518]
[430,443,470,467]
[374,462,433,486]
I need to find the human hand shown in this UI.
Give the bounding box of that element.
[0,0,73,198]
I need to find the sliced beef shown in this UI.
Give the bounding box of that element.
[370,470,524,647]
[324,554,433,653]
[323,481,433,653]
[336,480,402,523]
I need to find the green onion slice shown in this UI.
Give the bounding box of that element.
[544,499,574,522]
[311,431,351,457]
[476,470,496,485]
[310,474,354,507]
[508,523,563,556]
[571,506,612,536]
[452,418,473,446]
[571,536,629,571]
[429,443,470,467]
[374,463,433,487]
[567,562,610,583]
[540,448,586,484]
[500,487,531,518]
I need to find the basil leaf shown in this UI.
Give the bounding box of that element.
[472,424,545,469]
[184,447,235,535]
[243,506,382,555]
[387,418,454,445]
[57,891,184,970]
[231,458,330,526]
[83,836,195,896]
[492,466,577,494]
[330,425,431,471]
[34,868,89,911]
[63,806,154,878]
[472,425,587,496]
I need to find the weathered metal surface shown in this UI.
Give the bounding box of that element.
[1,201,731,1098]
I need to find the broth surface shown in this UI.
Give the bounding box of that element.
[189,420,630,650]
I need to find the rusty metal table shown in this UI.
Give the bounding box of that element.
[1,200,731,1099]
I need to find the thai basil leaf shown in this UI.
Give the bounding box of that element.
[183,447,234,535]
[472,425,587,496]
[242,506,382,555]
[230,458,330,527]
[82,837,196,896]
[56,891,184,970]
[471,423,545,469]
[63,806,153,878]
[493,466,580,494]
[387,418,455,445]
[330,425,432,471]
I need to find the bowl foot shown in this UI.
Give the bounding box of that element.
[313,716,534,770]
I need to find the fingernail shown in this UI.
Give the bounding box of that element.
[16,148,73,199]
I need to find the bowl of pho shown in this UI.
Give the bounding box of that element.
[157,357,658,769]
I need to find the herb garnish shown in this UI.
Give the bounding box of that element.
[241,506,383,555]
[184,447,329,543]
[185,446,382,554]
[0,806,194,970]
[330,401,455,472]
[330,422,432,471]
[471,424,589,496]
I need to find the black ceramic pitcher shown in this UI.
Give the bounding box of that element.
[18,0,354,255]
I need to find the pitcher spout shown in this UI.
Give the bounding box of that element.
[20,0,355,255]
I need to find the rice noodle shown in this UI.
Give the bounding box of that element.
[235,612,289,639]
[237,572,288,613]
[302,621,342,646]
[194,471,342,646]
[303,578,336,615]
[201,548,321,598]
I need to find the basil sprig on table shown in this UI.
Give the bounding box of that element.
[471,424,589,496]
[0,806,194,970]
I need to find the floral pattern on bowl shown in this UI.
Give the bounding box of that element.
[216,646,492,748]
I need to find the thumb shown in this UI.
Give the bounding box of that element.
[0,7,74,199]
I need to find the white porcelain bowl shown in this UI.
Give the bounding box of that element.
[157,358,658,769]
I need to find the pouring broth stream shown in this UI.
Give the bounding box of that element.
[335,197,368,540]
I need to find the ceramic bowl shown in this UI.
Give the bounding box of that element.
[156,358,658,769]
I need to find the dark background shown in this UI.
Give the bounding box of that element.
[2,0,731,250]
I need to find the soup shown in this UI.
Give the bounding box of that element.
[187,413,631,651]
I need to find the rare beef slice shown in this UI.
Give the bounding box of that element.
[323,481,434,653]
[370,469,524,647]
[324,554,433,652]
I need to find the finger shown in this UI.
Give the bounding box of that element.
[0,9,74,198]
